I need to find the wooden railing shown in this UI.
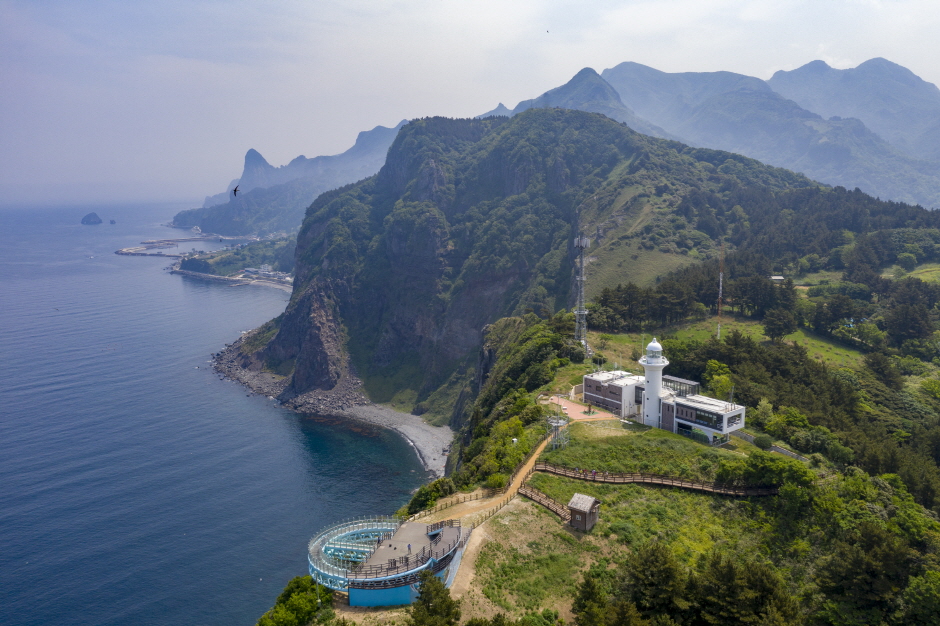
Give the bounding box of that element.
[347,534,461,580]
[532,461,778,496]
[406,431,551,521]
[518,485,570,521]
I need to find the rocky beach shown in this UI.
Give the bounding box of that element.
[213,331,453,477]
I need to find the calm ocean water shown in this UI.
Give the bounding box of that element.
[0,203,429,626]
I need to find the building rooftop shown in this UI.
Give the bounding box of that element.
[663,375,700,386]
[567,493,600,512]
[675,394,742,414]
[585,371,644,385]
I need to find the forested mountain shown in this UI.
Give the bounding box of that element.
[240,107,940,625]
[478,67,672,140]
[769,58,940,162]
[602,61,940,209]
[229,108,816,421]
[171,121,405,236]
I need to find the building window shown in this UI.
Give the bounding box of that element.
[576,515,581,520]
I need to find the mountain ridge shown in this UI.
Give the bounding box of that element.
[602,60,940,208]
[769,57,940,162]
[173,120,406,235]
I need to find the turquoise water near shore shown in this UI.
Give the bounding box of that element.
[0,203,429,626]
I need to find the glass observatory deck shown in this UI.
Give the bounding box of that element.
[307,516,464,606]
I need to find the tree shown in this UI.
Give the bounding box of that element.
[897,252,917,271]
[762,308,797,342]
[258,576,332,626]
[409,570,461,626]
[573,573,612,626]
[752,398,774,429]
[817,521,912,625]
[894,571,940,625]
[864,352,904,391]
[694,552,800,625]
[621,540,690,620]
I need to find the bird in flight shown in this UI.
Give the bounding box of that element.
[233,185,240,197]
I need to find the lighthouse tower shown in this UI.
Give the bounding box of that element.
[639,338,669,428]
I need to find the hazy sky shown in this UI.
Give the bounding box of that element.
[2,0,939,206]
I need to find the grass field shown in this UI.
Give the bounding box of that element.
[585,240,696,296]
[671,316,866,368]
[585,315,866,370]
[791,269,843,286]
[906,262,940,283]
[539,422,746,482]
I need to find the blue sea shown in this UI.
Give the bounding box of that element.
[0,203,430,626]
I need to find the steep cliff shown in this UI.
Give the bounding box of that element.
[232,108,815,425]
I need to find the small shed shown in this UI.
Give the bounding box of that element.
[567,493,601,532]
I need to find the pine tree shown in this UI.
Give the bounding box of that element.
[621,540,689,620]
[409,570,461,626]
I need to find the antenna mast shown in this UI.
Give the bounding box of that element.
[717,242,725,340]
[574,232,591,356]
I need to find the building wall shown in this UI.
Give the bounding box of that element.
[662,402,675,432]
[568,506,598,532]
[349,583,417,607]
[348,569,448,607]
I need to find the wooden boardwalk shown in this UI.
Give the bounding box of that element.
[532,461,778,496]
[518,485,570,521]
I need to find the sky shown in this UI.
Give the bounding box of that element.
[2,0,939,207]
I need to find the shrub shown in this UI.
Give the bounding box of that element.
[753,435,773,450]
[485,473,508,489]
[406,477,457,514]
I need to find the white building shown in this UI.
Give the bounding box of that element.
[583,338,745,445]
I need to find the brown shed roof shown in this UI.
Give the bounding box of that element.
[567,493,600,512]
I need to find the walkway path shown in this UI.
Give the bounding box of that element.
[549,394,619,422]
[532,461,779,496]
[423,435,552,525]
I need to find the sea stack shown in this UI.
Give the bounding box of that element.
[81,212,103,225]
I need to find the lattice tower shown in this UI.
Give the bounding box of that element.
[574,233,591,356]
[547,415,570,450]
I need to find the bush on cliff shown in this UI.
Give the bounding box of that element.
[256,576,333,626]
[407,477,457,515]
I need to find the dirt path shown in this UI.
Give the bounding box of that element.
[424,435,552,524]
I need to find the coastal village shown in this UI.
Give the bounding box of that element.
[114,228,295,290]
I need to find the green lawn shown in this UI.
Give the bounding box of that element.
[539,422,745,482]
[671,316,866,368]
[791,269,843,286]
[527,474,760,563]
[906,262,940,283]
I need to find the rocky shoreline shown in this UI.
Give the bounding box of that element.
[213,333,453,477]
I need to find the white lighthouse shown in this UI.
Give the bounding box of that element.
[639,338,668,428]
